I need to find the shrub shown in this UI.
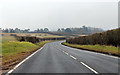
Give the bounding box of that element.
[66,28,120,47]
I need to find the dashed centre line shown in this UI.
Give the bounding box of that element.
[81,62,99,74]
[61,50,99,74]
[69,55,77,60]
[55,45,99,74]
[64,52,69,55]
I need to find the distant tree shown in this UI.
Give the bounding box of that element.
[65,28,72,33]
[44,28,49,32]
[61,28,65,32]
[57,28,61,32]
[8,28,12,33]
[15,28,20,33]
[10,29,15,33]
[82,26,88,32]
[24,29,30,33]
[34,30,37,32]
[36,28,40,33]
[40,29,44,32]
[28,29,30,32]
[71,28,82,34]
[4,28,9,33]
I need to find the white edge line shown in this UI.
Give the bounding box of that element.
[6,44,46,75]
[59,46,98,74]
[61,44,119,59]
[55,44,98,74]
[81,62,99,74]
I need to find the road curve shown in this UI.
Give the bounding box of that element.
[8,41,119,74]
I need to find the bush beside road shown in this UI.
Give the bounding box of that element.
[66,28,120,47]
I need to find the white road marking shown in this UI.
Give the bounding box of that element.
[81,62,99,74]
[62,50,65,53]
[69,55,77,60]
[6,44,46,75]
[7,70,14,74]
[64,52,69,55]
[60,49,77,60]
[61,44,119,59]
[62,50,69,55]
[55,45,99,74]
[95,53,119,59]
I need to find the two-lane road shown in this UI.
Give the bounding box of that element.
[8,41,119,74]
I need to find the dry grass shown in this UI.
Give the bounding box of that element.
[1,33,65,38]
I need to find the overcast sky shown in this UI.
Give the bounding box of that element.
[0,0,119,31]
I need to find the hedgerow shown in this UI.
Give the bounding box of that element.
[66,28,120,47]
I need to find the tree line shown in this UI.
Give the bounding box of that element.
[1,26,103,35]
[1,28,49,33]
[57,26,103,35]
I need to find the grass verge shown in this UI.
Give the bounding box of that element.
[2,41,51,71]
[62,42,119,57]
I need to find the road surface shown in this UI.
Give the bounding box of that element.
[8,41,119,74]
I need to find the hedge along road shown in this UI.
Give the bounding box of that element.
[7,41,119,74]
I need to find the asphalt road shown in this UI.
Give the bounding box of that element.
[9,41,119,74]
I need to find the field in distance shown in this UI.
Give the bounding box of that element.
[1,33,65,39]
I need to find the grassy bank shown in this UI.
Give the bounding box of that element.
[62,42,119,56]
[1,35,51,70]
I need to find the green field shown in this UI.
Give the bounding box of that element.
[2,41,50,63]
[62,42,119,56]
[1,33,52,70]
[2,36,18,43]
